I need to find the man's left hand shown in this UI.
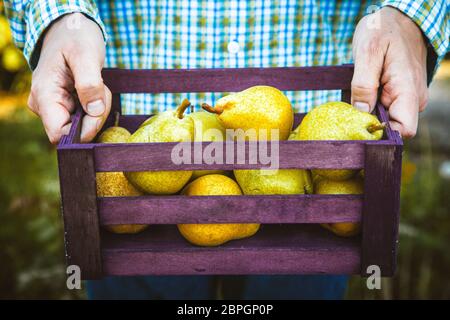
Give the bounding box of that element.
[351,7,428,138]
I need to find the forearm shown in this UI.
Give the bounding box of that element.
[3,0,107,69]
[380,0,450,82]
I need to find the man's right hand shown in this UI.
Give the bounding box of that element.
[28,13,111,144]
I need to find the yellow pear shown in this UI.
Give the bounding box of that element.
[314,175,364,237]
[234,130,313,195]
[290,101,384,180]
[188,110,229,179]
[125,99,194,194]
[96,113,148,234]
[234,169,313,195]
[177,174,260,246]
[202,86,294,140]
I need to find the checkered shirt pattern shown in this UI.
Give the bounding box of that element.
[4,0,449,114]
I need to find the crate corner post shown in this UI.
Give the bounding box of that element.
[57,145,103,280]
[361,140,402,277]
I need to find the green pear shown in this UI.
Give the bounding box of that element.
[98,125,130,143]
[314,175,364,237]
[187,110,230,179]
[125,99,194,195]
[234,169,313,195]
[202,86,294,140]
[234,124,313,195]
[96,113,148,234]
[290,101,385,181]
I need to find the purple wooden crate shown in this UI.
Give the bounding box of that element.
[57,65,402,279]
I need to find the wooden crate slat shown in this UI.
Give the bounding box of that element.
[89,140,366,172]
[102,66,354,94]
[102,225,361,276]
[59,105,83,145]
[98,194,362,225]
[360,141,402,276]
[57,147,102,279]
[376,102,402,143]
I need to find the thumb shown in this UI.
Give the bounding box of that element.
[351,37,385,113]
[67,54,106,117]
[66,50,111,142]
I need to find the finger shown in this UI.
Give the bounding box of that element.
[60,88,76,113]
[66,50,106,118]
[80,85,112,143]
[38,99,72,144]
[30,85,75,144]
[387,94,419,139]
[351,35,386,112]
[61,122,72,136]
[29,80,76,115]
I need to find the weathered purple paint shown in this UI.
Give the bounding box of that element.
[98,194,363,225]
[102,225,361,275]
[57,146,103,279]
[361,141,402,277]
[102,66,354,94]
[59,105,83,145]
[89,140,365,172]
[376,102,402,143]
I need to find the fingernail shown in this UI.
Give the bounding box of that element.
[87,99,105,116]
[354,102,370,113]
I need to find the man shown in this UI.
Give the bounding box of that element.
[4,0,449,299]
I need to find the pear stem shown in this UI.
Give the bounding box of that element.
[367,122,386,133]
[202,103,222,114]
[176,98,191,119]
[113,111,120,127]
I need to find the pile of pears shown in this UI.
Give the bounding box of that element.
[97,87,385,244]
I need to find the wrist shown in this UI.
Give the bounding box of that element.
[38,12,105,69]
[25,1,107,70]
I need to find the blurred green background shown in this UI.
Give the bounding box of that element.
[1,2,449,299]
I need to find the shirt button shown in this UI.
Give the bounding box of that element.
[227,40,240,54]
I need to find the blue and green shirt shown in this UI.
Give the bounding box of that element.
[4,0,450,114]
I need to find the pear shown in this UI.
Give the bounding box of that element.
[202,86,294,140]
[177,174,260,246]
[314,175,364,237]
[234,128,313,195]
[125,99,194,195]
[234,169,313,195]
[98,124,130,142]
[188,110,229,179]
[96,113,148,234]
[290,101,385,180]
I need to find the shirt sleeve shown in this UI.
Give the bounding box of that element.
[3,0,107,69]
[380,0,450,77]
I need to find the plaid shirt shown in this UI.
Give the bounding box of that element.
[4,0,450,114]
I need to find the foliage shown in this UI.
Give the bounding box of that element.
[0,3,30,93]
[0,105,85,299]
[347,118,450,299]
